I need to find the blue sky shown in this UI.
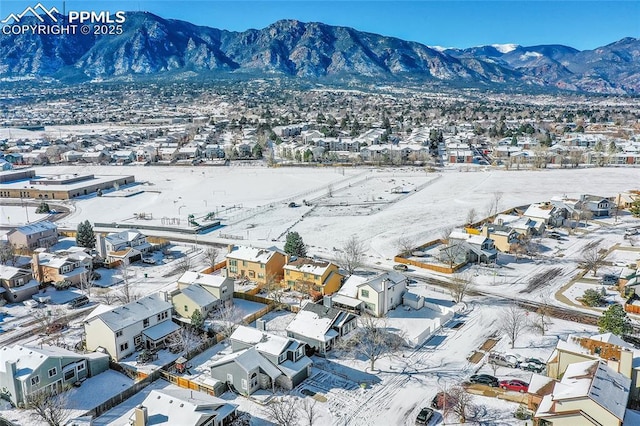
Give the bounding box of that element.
[2,1,639,50]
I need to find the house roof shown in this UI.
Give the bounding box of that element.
[0,265,28,280]
[179,285,219,308]
[87,294,172,332]
[286,310,335,342]
[536,360,630,422]
[178,271,230,289]
[143,320,181,342]
[210,347,282,379]
[0,344,101,380]
[230,325,299,358]
[105,229,145,246]
[15,221,57,236]
[134,388,237,426]
[356,271,406,293]
[284,257,336,277]
[225,245,285,264]
[338,274,369,298]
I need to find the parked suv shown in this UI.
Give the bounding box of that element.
[469,374,499,387]
[488,352,519,368]
[393,264,408,271]
[67,295,90,309]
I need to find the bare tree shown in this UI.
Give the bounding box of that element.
[116,261,138,304]
[177,255,192,274]
[339,315,405,371]
[465,208,477,226]
[448,385,476,423]
[262,273,285,309]
[263,397,299,426]
[166,326,204,357]
[500,305,526,349]
[580,244,607,277]
[439,242,466,268]
[298,398,319,426]
[96,289,118,305]
[338,235,365,275]
[532,303,552,336]
[0,242,18,266]
[204,246,220,270]
[78,261,95,297]
[395,235,415,257]
[26,386,72,426]
[209,302,243,340]
[450,273,472,303]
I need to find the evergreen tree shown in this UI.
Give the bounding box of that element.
[76,220,96,249]
[35,202,50,214]
[191,309,204,330]
[598,304,632,336]
[629,199,640,218]
[284,232,307,258]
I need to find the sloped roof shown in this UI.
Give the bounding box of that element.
[179,285,219,308]
[357,271,406,293]
[178,271,230,289]
[105,229,145,246]
[225,245,285,264]
[87,294,171,331]
[15,221,57,236]
[0,344,100,380]
[210,347,282,379]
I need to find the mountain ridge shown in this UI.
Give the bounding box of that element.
[0,12,638,94]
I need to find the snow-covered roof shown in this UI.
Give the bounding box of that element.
[230,325,295,358]
[134,388,237,426]
[357,271,406,293]
[142,320,180,342]
[178,271,229,289]
[0,265,27,280]
[536,360,630,422]
[0,344,103,380]
[225,245,284,264]
[338,274,369,298]
[286,310,334,342]
[284,257,335,276]
[15,221,57,236]
[179,284,219,307]
[104,229,145,246]
[87,294,171,331]
[210,347,282,379]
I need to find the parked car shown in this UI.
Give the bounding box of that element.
[393,263,409,271]
[67,295,90,309]
[415,407,434,425]
[141,256,156,264]
[521,362,545,373]
[431,391,455,410]
[499,379,529,393]
[45,322,66,335]
[488,352,519,368]
[469,374,499,387]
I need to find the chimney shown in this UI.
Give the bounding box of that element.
[256,318,266,331]
[32,253,41,283]
[323,295,332,309]
[227,244,235,254]
[133,405,148,426]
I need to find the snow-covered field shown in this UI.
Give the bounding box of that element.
[1,164,639,425]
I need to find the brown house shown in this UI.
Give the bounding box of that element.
[225,245,287,285]
[31,249,92,286]
[7,221,58,250]
[0,265,39,302]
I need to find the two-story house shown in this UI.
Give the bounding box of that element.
[84,294,179,361]
[480,223,521,253]
[210,325,312,395]
[0,265,39,303]
[286,301,358,356]
[335,271,407,317]
[524,202,568,228]
[225,245,287,286]
[576,194,614,218]
[129,388,238,426]
[535,360,630,426]
[171,272,234,322]
[283,257,344,296]
[6,221,58,250]
[96,229,152,264]
[31,249,92,287]
[0,344,109,407]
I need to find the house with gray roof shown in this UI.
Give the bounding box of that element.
[209,325,312,395]
[335,271,407,317]
[0,344,109,406]
[84,294,179,361]
[7,221,58,250]
[286,301,358,356]
[96,229,151,264]
[0,265,39,303]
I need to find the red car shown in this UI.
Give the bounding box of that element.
[499,379,529,393]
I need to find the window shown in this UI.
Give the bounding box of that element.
[248,271,255,278]
[229,260,237,266]
[120,342,129,352]
[48,367,57,378]
[242,261,247,267]
[229,266,238,273]
[116,330,123,338]
[261,264,265,269]
[143,318,149,328]
[64,369,75,381]
[361,289,369,298]
[134,335,143,346]
[184,305,189,312]
[31,376,40,386]
[257,273,264,279]
[241,379,247,390]
[278,353,287,363]
[77,362,85,371]
[157,311,168,321]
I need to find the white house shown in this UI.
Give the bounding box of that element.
[336,271,407,317]
[84,294,179,361]
[96,229,152,263]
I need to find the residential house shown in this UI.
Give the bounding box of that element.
[535,360,630,426]
[111,150,135,164]
[0,159,12,171]
[84,294,179,361]
[523,202,568,227]
[283,257,344,296]
[176,271,234,305]
[96,229,152,264]
[61,150,85,163]
[575,194,615,218]
[225,245,287,285]
[81,151,109,164]
[493,214,544,235]
[0,344,109,407]
[447,231,498,264]
[31,249,92,287]
[546,333,640,403]
[7,221,58,250]
[209,325,312,395]
[335,271,407,317]
[171,284,220,322]
[286,301,358,356]
[0,265,39,303]
[480,223,521,253]
[129,388,238,426]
